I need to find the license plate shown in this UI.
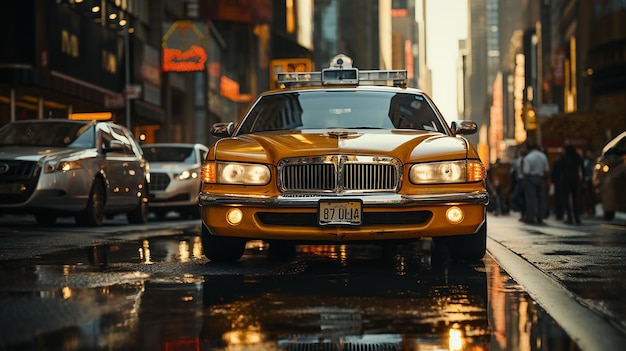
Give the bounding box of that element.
[318,200,362,225]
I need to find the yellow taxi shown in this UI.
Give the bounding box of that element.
[199,55,488,262]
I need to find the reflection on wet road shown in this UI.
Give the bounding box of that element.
[0,235,580,350]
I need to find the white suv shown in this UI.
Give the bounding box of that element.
[143,143,208,219]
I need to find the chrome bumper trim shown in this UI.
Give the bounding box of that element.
[199,191,489,207]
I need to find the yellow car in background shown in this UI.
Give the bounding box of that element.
[199,55,487,262]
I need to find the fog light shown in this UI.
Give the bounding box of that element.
[446,206,464,224]
[226,208,243,225]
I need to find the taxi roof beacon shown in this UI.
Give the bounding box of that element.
[277,54,408,88]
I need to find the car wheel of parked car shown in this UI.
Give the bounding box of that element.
[603,210,615,220]
[127,190,149,224]
[201,224,246,262]
[75,180,106,226]
[35,213,57,225]
[433,221,487,262]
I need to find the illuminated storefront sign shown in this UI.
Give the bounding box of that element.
[162,21,208,72]
[514,53,526,143]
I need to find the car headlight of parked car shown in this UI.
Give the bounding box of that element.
[43,159,84,173]
[176,169,199,181]
[409,160,485,184]
[202,162,271,185]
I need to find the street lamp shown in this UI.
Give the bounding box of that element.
[123,22,131,130]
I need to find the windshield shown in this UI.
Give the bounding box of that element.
[0,121,95,148]
[237,90,446,134]
[143,146,196,164]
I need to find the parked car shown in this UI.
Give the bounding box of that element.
[593,130,626,220]
[199,55,488,262]
[142,143,208,219]
[0,113,150,226]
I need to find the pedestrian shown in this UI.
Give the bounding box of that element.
[487,159,505,215]
[522,141,549,224]
[550,148,565,220]
[510,145,526,220]
[560,145,585,224]
[581,149,596,217]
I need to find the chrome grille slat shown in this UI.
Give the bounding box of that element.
[149,172,171,191]
[278,156,400,193]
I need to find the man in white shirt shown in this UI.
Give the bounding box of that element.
[522,142,550,224]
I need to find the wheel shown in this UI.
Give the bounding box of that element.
[433,221,487,262]
[127,182,149,224]
[267,241,296,260]
[35,213,57,225]
[603,209,615,220]
[201,223,246,262]
[75,180,105,226]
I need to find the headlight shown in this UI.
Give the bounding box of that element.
[44,160,84,173]
[201,162,271,185]
[176,169,199,181]
[409,160,485,184]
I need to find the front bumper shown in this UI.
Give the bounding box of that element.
[0,172,92,213]
[200,191,488,242]
[149,179,201,208]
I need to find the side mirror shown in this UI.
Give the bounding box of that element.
[103,139,125,153]
[450,120,478,136]
[211,122,234,138]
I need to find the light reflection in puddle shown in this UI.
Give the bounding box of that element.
[0,240,582,351]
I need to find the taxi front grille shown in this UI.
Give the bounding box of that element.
[150,172,170,191]
[278,156,401,193]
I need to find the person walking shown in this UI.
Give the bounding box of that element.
[522,142,550,224]
[510,145,526,220]
[581,149,596,217]
[551,148,565,220]
[560,145,585,224]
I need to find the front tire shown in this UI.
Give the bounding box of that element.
[75,180,105,226]
[127,182,149,224]
[433,221,487,262]
[201,223,246,262]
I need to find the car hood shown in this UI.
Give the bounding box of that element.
[211,129,475,164]
[0,146,93,162]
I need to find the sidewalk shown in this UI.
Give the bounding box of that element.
[487,205,626,342]
[490,203,626,226]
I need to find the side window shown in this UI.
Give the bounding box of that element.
[98,124,114,150]
[109,125,134,155]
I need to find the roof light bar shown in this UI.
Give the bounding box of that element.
[68,112,113,121]
[277,69,408,88]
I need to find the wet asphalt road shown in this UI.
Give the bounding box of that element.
[0,211,624,350]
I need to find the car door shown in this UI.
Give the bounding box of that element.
[99,124,142,207]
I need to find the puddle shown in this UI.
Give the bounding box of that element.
[0,237,581,350]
